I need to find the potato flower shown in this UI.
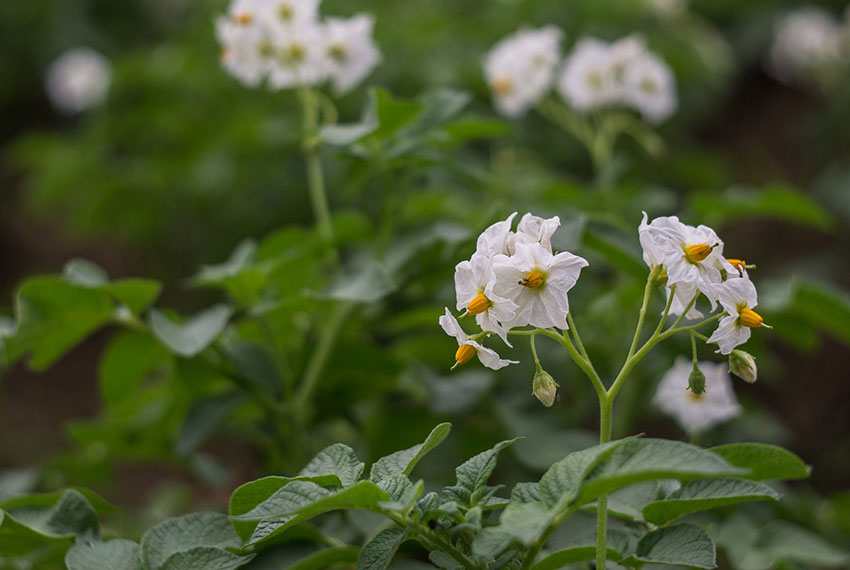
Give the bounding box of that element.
[439,309,517,370]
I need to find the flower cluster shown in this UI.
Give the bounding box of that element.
[216,0,380,94]
[639,213,769,355]
[45,48,112,114]
[440,213,588,370]
[767,6,850,87]
[483,29,677,123]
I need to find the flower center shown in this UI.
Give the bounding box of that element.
[739,307,763,328]
[685,243,715,264]
[727,258,746,275]
[519,271,545,289]
[491,77,513,96]
[281,43,306,65]
[467,293,492,316]
[279,3,293,21]
[328,44,348,63]
[687,391,704,401]
[454,344,476,366]
[233,12,253,25]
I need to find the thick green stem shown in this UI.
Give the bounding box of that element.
[298,88,335,250]
[383,512,481,570]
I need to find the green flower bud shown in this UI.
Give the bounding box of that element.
[532,368,559,407]
[729,350,757,383]
[650,265,669,287]
[688,365,706,395]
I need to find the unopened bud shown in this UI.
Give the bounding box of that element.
[688,365,706,395]
[729,350,757,383]
[532,369,559,407]
[650,265,668,287]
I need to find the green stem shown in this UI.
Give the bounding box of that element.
[530,334,542,369]
[567,312,590,362]
[298,88,335,250]
[383,512,481,570]
[628,266,661,358]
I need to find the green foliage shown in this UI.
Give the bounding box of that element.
[621,523,716,568]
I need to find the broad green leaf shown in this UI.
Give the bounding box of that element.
[243,545,359,570]
[792,279,850,346]
[63,259,109,286]
[7,277,114,370]
[577,439,746,504]
[620,524,716,569]
[66,539,142,570]
[478,501,554,550]
[148,304,233,357]
[754,520,849,568]
[428,550,463,570]
[538,439,631,508]
[370,423,451,483]
[159,546,254,570]
[221,341,282,397]
[1,489,99,540]
[99,331,173,407]
[63,259,161,314]
[298,443,364,488]
[357,526,407,570]
[322,261,396,303]
[530,546,623,570]
[643,478,781,525]
[377,475,423,511]
[709,443,809,480]
[453,438,521,495]
[140,512,241,570]
[233,480,389,521]
[175,392,247,455]
[510,482,541,504]
[690,185,833,230]
[599,481,664,521]
[192,241,257,284]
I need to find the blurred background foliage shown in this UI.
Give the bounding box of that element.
[1,0,850,568]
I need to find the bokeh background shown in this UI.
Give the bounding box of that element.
[2,0,850,566]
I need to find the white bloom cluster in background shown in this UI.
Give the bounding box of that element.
[440,213,588,370]
[768,7,849,87]
[639,213,769,356]
[45,48,112,114]
[654,357,741,435]
[482,28,677,123]
[216,0,381,94]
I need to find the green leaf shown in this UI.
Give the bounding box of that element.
[298,443,365,488]
[428,550,463,570]
[577,439,746,504]
[357,526,407,570]
[754,520,849,568]
[1,489,99,540]
[791,279,850,346]
[232,480,389,522]
[159,547,254,570]
[99,331,173,407]
[221,341,282,397]
[620,524,716,569]
[510,483,541,504]
[538,439,631,508]
[140,512,241,570]
[63,259,161,314]
[370,423,451,483]
[601,481,665,521]
[530,545,623,570]
[453,438,521,496]
[63,259,109,286]
[175,392,247,455]
[643,478,781,525]
[66,539,142,570]
[148,304,233,357]
[243,545,359,570]
[6,277,114,370]
[690,185,833,230]
[709,443,809,480]
[322,261,396,303]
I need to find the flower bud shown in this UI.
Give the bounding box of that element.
[688,365,706,395]
[650,266,668,287]
[729,350,757,383]
[532,368,559,407]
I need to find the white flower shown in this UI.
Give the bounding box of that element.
[45,48,111,114]
[216,14,272,87]
[557,38,619,113]
[454,254,518,346]
[654,357,742,435]
[707,275,767,355]
[439,309,518,370]
[768,8,845,84]
[260,0,321,31]
[266,22,327,89]
[492,242,588,330]
[475,212,518,258]
[483,26,562,117]
[321,14,381,94]
[508,213,561,255]
[620,51,677,123]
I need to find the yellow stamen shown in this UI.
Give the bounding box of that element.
[685,243,714,263]
[688,391,705,401]
[491,77,513,96]
[233,12,253,25]
[519,271,545,289]
[467,293,492,316]
[454,344,476,366]
[739,307,764,328]
[727,258,747,275]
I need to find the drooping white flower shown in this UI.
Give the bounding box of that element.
[321,14,381,94]
[483,26,563,117]
[654,357,742,435]
[768,7,845,85]
[439,309,518,370]
[492,242,588,330]
[45,48,111,114]
[266,22,327,89]
[620,51,677,123]
[454,254,518,346]
[557,38,619,112]
[707,275,767,355]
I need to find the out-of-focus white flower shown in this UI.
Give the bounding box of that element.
[454,254,518,346]
[620,51,677,123]
[654,357,742,435]
[216,14,271,87]
[708,275,767,355]
[645,0,687,17]
[768,7,845,85]
[557,38,619,112]
[260,0,321,31]
[266,23,327,89]
[492,242,588,330]
[45,48,111,114]
[321,15,381,94]
[483,26,562,117]
[439,309,518,370]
